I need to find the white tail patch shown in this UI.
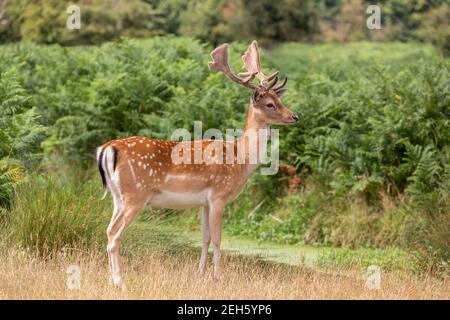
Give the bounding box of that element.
[104,147,115,177]
[99,146,118,199]
[97,147,109,199]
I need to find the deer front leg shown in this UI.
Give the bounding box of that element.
[208,200,225,281]
[199,206,211,275]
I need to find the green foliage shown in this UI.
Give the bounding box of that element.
[223,42,448,267]
[2,174,109,255]
[1,0,448,54]
[271,42,449,202]
[0,37,251,165]
[0,69,46,208]
[178,0,321,44]
[3,0,163,45]
[179,0,228,45]
[316,246,420,273]
[415,3,450,55]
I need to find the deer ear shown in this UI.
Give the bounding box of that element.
[275,89,286,97]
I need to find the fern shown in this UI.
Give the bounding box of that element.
[0,70,46,208]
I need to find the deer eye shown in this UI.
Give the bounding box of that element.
[266,103,276,109]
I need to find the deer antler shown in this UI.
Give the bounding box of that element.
[208,43,259,90]
[209,41,288,95]
[273,76,288,96]
[241,40,279,87]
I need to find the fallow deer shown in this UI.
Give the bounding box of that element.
[97,41,298,288]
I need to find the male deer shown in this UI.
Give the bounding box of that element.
[96,41,298,288]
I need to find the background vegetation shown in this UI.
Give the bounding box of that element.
[0,1,448,280]
[0,0,449,54]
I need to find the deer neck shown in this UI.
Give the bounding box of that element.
[239,102,270,173]
[244,102,268,132]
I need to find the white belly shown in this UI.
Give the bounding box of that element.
[150,190,209,209]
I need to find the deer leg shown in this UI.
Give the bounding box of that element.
[208,200,225,281]
[107,199,144,289]
[106,170,123,283]
[107,193,122,284]
[198,206,211,275]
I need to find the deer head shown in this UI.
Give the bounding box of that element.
[208,40,299,125]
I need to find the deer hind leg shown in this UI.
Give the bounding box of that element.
[106,170,124,284]
[107,191,122,283]
[107,197,145,289]
[208,200,225,281]
[198,206,211,276]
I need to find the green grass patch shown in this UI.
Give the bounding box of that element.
[316,247,420,274]
[1,173,109,255]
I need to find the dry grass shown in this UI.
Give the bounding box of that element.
[0,248,448,300]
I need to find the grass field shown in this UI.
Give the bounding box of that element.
[0,246,448,300]
[0,203,448,300]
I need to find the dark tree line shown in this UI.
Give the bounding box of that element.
[0,0,448,53]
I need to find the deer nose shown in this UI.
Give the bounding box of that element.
[291,114,299,122]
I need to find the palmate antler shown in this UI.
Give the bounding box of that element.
[209,40,288,95]
[241,40,279,88]
[208,43,259,90]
